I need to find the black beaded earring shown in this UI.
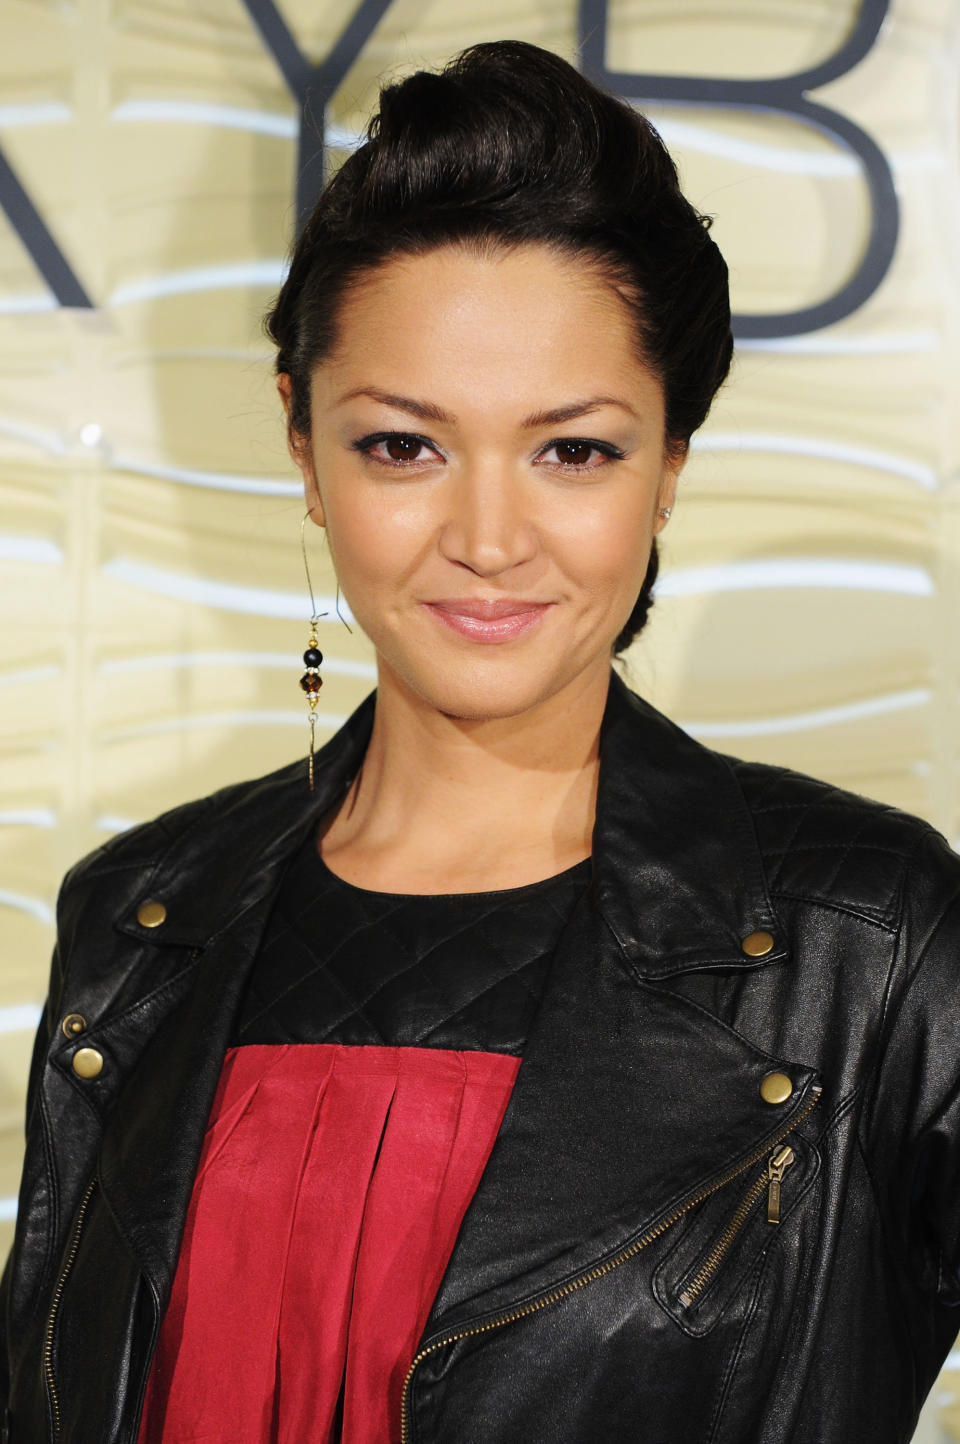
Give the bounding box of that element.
[299,509,328,792]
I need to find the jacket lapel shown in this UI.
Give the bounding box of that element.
[421,890,817,1334]
[422,674,814,1333]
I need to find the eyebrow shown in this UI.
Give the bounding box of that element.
[335,387,639,428]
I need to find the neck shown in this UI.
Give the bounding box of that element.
[319,660,611,893]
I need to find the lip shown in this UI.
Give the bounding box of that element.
[423,598,553,644]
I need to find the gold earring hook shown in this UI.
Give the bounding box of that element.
[300,509,328,627]
[301,508,353,634]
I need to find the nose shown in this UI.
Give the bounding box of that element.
[438,462,539,577]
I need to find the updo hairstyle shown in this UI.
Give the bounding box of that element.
[265,40,733,653]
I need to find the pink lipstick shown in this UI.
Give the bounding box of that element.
[423,598,552,644]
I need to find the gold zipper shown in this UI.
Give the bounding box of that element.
[677,1142,796,1308]
[766,1143,795,1225]
[399,1083,821,1441]
[43,1177,96,1434]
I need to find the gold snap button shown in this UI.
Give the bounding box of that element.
[137,899,167,928]
[760,1072,793,1105]
[72,1047,104,1080]
[61,1013,86,1038]
[742,930,775,958]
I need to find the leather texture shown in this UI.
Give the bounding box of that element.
[2,670,960,1444]
[232,837,591,1052]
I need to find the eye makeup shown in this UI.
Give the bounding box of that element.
[350,430,627,472]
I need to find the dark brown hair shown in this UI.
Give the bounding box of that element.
[266,40,733,652]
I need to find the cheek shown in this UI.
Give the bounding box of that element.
[321,484,427,591]
[551,490,654,599]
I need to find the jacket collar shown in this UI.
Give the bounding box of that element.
[111,669,785,978]
[592,672,784,975]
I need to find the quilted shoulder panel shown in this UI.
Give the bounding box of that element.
[720,753,941,931]
[57,757,303,910]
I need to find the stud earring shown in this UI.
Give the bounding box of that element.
[300,509,328,792]
[658,506,672,519]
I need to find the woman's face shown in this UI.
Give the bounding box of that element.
[283,243,683,722]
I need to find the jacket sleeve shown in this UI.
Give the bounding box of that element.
[0,814,194,1410]
[0,932,65,1416]
[861,827,960,1302]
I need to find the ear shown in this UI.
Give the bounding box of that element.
[653,441,686,536]
[277,372,325,526]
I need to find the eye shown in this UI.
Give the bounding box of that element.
[351,431,443,468]
[536,438,625,470]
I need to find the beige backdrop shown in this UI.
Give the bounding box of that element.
[2,0,959,1435]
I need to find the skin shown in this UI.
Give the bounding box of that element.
[278,242,684,893]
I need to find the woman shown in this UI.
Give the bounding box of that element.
[2,37,959,1444]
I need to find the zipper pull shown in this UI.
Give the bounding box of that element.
[767,1144,795,1224]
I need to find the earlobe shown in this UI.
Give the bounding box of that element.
[290,437,324,527]
[654,448,685,532]
[654,478,678,533]
[305,487,325,529]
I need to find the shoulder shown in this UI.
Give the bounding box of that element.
[718,749,960,933]
[54,755,305,926]
[52,688,374,951]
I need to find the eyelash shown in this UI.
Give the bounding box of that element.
[350,431,626,473]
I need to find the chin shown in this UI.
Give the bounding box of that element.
[394,654,574,723]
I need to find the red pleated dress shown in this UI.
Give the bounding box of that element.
[136,833,590,1444]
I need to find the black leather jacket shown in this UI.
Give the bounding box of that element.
[3,672,960,1443]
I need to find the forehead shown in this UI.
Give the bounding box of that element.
[312,242,663,418]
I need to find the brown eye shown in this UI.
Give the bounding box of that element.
[537,438,622,471]
[385,435,424,462]
[553,440,594,466]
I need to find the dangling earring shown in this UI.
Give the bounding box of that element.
[300,509,328,792]
[335,579,353,637]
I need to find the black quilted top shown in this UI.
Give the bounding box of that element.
[232,825,592,1054]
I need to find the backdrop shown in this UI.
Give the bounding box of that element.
[2,0,959,1434]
